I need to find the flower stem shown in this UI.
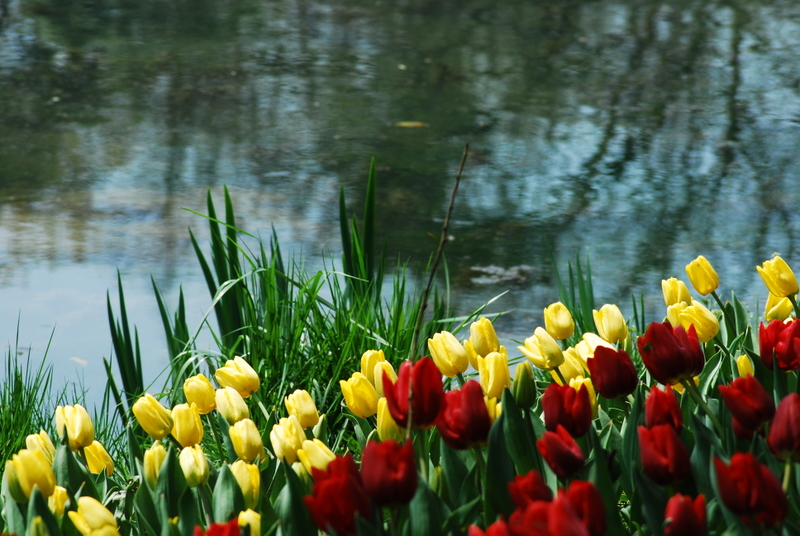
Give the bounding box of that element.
[456,372,466,388]
[782,460,793,493]
[788,294,800,318]
[681,378,724,438]
[554,367,568,386]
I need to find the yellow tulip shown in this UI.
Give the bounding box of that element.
[373,361,397,397]
[757,256,799,298]
[736,355,754,378]
[183,374,216,414]
[230,418,265,463]
[171,403,203,447]
[68,497,119,536]
[592,304,628,344]
[132,394,173,441]
[575,332,614,361]
[427,331,469,377]
[55,404,95,451]
[230,460,261,510]
[4,449,55,502]
[215,386,250,425]
[269,415,305,464]
[550,347,586,385]
[518,327,564,371]
[215,356,260,398]
[569,376,597,415]
[143,441,167,489]
[678,300,720,343]
[765,292,793,321]
[48,486,68,517]
[376,397,405,442]
[661,277,692,307]
[179,445,209,488]
[284,390,319,429]
[360,350,386,385]
[297,439,337,474]
[464,317,502,369]
[511,361,536,409]
[339,372,379,418]
[238,509,261,536]
[485,396,502,422]
[543,302,575,340]
[84,441,114,476]
[477,351,511,399]
[666,302,688,328]
[26,430,55,466]
[685,255,719,296]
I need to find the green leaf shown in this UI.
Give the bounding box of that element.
[53,444,98,500]
[134,479,162,536]
[26,488,60,536]
[212,465,244,524]
[439,440,470,508]
[274,463,315,536]
[407,479,449,536]
[632,467,667,536]
[585,427,627,536]
[501,389,539,476]
[484,412,515,522]
[156,448,188,520]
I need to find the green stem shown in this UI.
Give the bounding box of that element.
[456,372,466,388]
[782,460,792,493]
[711,290,737,346]
[200,483,214,525]
[788,294,800,318]
[554,367,568,386]
[681,379,724,438]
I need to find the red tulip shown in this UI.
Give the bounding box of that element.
[382,357,444,429]
[360,440,417,506]
[508,469,553,508]
[194,519,239,536]
[585,346,638,399]
[759,319,785,369]
[468,520,511,536]
[663,494,706,536]
[537,425,584,479]
[768,393,800,462]
[304,454,370,535]
[563,480,606,536]
[541,383,592,438]
[644,385,683,431]
[637,321,704,385]
[436,380,492,450]
[718,375,774,433]
[637,425,690,485]
[507,495,590,536]
[714,453,787,528]
[759,318,800,371]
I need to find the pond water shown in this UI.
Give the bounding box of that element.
[1,0,799,398]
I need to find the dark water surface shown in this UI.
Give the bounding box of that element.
[1,0,799,394]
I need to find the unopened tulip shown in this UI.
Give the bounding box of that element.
[340,371,379,418]
[508,469,552,508]
[666,302,688,329]
[715,453,787,528]
[427,331,469,377]
[718,375,774,434]
[485,396,502,422]
[568,376,597,416]
[437,380,492,450]
[215,386,250,424]
[84,440,114,476]
[303,454,370,536]
[765,292,793,321]
[26,430,55,465]
[542,383,591,438]
[382,357,443,429]
[550,347,586,385]
[638,425,690,485]
[592,304,628,344]
[373,361,397,397]
[478,351,511,399]
[132,394,173,441]
[143,441,167,489]
[678,300,720,343]
[231,460,261,510]
[67,496,119,536]
[518,327,564,371]
[644,385,683,431]
[55,404,95,451]
[4,449,55,502]
[685,255,719,296]
[637,322,704,385]
[376,397,404,442]
[762,318,800,371]
[230,418,265,463]
[768,393,800,462]
[736,354,754,377]
[664,494,706,536]
[464,317,502,369]
[179,445,209,487]
[661,278,692,307]
[360,440,417,506]
[238,509,260,536]
[511,361,537,409]
[215,356,260,398]
[757,256,799,298]
[270,415,305,464]
[563,480,606,536]
[183,374,216,414]
[575,332,614,362]
[48,486,68,517]
[284,389,319,429]
[172,402,203,447]
[298,439,337,474]
[543,302,575,340]
[586,346,638,399]
[360,350,386,385]
[537,425,584,479]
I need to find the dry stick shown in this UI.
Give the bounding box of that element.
[405,144,469,439]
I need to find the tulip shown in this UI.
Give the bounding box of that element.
[84,440,114,476]
[376,397,405,442]
[508,495,588,536]
[360,440,417,506]
[68,496,119,536]
[638,425,690,485]
[550,347,586,385]
[179,445,209,488]
[585,346,638,399]
[55,404,95,451]
[563,480,606,536]
[427,331,469,377]
[477,351,511,399]
[736,354,754,377]
[298,439,337,474]
[238,510,260,536]
[714,453,787,528]
[382,357,443,429]
[685,255,719,296]
[26,430,56,466]
[718,375,774,434]
[372,361,396,397]
[760,318,800,371]
[518,327,564,371]
[592,304,628,344]
[757,255,799,298]
[511,361,537,409]
[360,349,386,385]
[464,317,502,369]
[543,302,575,340]
[485,396,502,422]
[537,425,584,479]
[143,441,167,489]
[215,356,260,398]
[172,402,203,447]
[664,494,706,536]
[230,460,261,510]
[666,301,688,329]
[508,469,553,508]
[196,519,240,536]
[542,382,592,438]
[284,389,319,429]
[468,520,511,536]
[637,321,704,385]
[215,386,250,424]
[340,371,379,419]
[436,380,492,450]
[677,300,720,343]
[568,376,597,416]
[183,374,216,414]
[765,292,793,321]
[48,486,68,517]
[574,332,614,362]
[661,277,692,307]
[304,454,370,536]
[768,392,800,462]
[644,385,682,431]
[4,449,55,502]
[132,393,173,441]
[230,418,265,463]
[269,415,305,464]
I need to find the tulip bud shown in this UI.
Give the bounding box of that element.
[238,509,261,536]
[26,430,56,466]
[55,404,95,451]
[685,255,720,296]
[664,494,707,536]
[230,418,265,463]
[757,256,799,298]
[592,304,628,344]
[183,374,216,414]
[84,440,114,476]
[576,332,614,361]
[373,361,397,397]
[132,394,173,441]
[767,393,800,463]
[678,300,720,343]
[543,302,575,340]
[377,397,405,442]
[719,376,775,436]
[477,351,511,399]
[269,415,305,464]
[485,396,502,422]
[297,439,337,474]
[339,372,379,418]
[666,302,688,328]
[382,357,444,429]
[542,383,592,438]
[179,445,209,488]
[714,453,788,528]
[215,356,260,398]
[284,389,319,429]
[361,440,417,506]
[29,516,49,536]
[645,385,683,431]
[586,346,638,399]
[427,331,469,377]
[568,376,597,416]
[48,486,68,517]
[171,403,203,447]
[465,317,502,369]
[518,327,564,371]
[638,425,690,485]
[230,460,261,510]
[4,449,56,502]
[736,354,754,377]
[550,347,585,385]
[360,350,386,385]
[215,386,250,424]
[143,441,167,489]
[537,425,584,479]
[662,277,692,307]
[437,380,492,449]
[511,361,537,409]
[67,496,119,536]
[765,292,793,321]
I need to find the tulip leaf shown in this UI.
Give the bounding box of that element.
[134,480,162,536]
[585,428,627,536]
[407,479,449,536]
[177,488,198,536]
[274,463,315,536]
[1,474,25,536]
[53,444,99,500]
[484,412,515,522]
[26,488,60,536]
[156,448,188,519]
[500,389,539,476]
[632,468,667,536]
[212,465,244,524]
[439,440,468,508]
[773,356,789,402]
[619,385,644,502]
[441,496,482,535]
[216,414,237,464]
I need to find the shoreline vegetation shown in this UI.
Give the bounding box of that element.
[3,156,800,535]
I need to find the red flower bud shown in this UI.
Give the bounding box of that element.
[508,469,553,509]
[664,494,706,536]
[768,392,800,462]
[537,425,584,480]
[436,380,492,450]
[542,383,592,438]
[585,346,638,399]
[637,321,704,385]
[508,495,590,536]
[468,520,511,536]
[644,385,683,431]
[637,425,690,486]
[360,440,417,507]
[194,519,239,536]
[718,375,774,434]
[714,453,788,529]
[563,480,606,536]
[759,318,800,371]
[382,357,444,429]
[304,454,370,536]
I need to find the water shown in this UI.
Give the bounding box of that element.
[1,0,799,400]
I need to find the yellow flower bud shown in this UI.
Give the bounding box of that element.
[26,430,55,466]
[297,439,336,475]
[685,255,720,296]
[84,441,114,476]
[550,347,586,385]
[765,292,793,321]
[215,356,260,398]
[569,376,597,415]
[543,302,575,340]
[143,441,167,489]
[183,374,216,414]
[230,460,260,510]
[284,390,319,429]
[518,327,564,371]
[477,351,511,399]
[757,256,799,298]
[68,497,118,536]
[464,317,503,370]
[592,304,628,344]
[132,394,173,441]
[485,396,501,422]
[179,445,209,488]
[269,415,305,464]
[29,516,49,536]
[238,509,261,536]
[171,403,203,447]
[376,397,405,442]
[48,486,68,517]
[427,331,469,377]
[678,299,720,343]
[511,361,537,409]
[575,332,614,361]
[4,449,55,502]
[373,361,397,397]
[230,418,265,463]
[736,355,754,378]
[666,302,688,328]
[360,350,386,385]
[661,277,692,307]
[215,386,250,425]
[55,404,95,451]
[339,372,379,418]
